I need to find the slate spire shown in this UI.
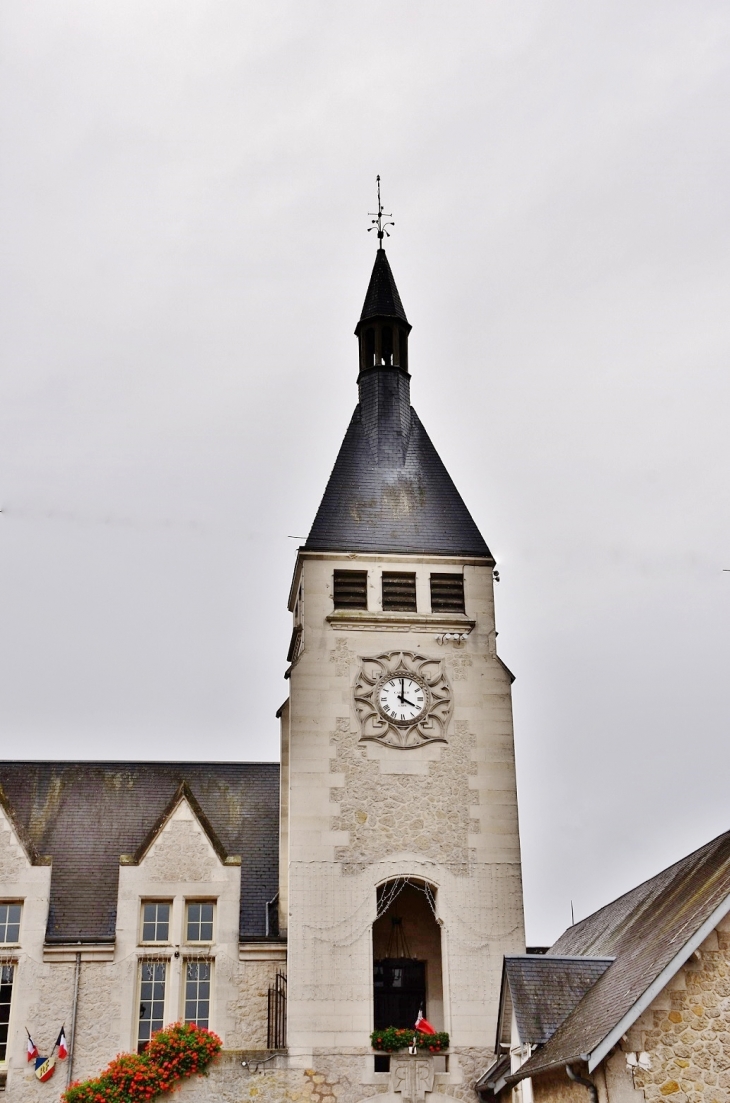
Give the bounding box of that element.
[355,247,412,378]
[357,247,410,329]
[305,249,491,559]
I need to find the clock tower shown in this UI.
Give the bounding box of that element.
[278,241,525,1090]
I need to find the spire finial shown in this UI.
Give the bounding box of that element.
[368,175,394,247]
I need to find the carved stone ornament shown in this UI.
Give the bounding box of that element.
[353,651,453,749]
[391,1055,435,1103]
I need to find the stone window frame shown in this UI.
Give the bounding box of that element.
[182,958,213,1029]
[136,959,168,1053]
[0,963,15,1065]
[0,903,22,946]
[184,900,216,945]
[139,900,173,945]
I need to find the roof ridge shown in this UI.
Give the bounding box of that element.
[510,954,616,962]
[551,826,730,948]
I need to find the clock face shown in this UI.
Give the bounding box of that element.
[378,676,427,724]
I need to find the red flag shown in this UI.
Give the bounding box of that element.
[56,1027,68,1060]
[26,1031,38,1062]
[415,1010,436,1035]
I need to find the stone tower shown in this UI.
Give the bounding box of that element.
[278,246,525,1087]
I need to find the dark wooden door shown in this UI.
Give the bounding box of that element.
[373,958,426,1029]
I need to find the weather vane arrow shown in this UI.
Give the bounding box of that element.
[368,175,394,245]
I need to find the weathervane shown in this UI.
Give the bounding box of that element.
[368,175,394,246]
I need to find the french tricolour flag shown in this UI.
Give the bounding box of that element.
[415,1010,436,1035]
[56,1027,69,1060]
[26,1031,38,1062]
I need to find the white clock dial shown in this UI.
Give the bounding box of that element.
[378,676,426,724]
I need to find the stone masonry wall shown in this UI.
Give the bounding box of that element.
[8,958,75,1103]
[224,960,281,1050]
[331,720,478,876]
[71,958,133,1082]
[173,1048,494,1103]
[532,1070,591,1103]
[621,922,730,1103]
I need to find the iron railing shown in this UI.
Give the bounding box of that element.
[267,971,286,1049]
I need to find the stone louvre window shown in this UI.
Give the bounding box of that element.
[429,573,465,614]
[382,572,417,611]
[333,570,368,609]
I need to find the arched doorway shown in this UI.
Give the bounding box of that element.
[372,879,444,1031]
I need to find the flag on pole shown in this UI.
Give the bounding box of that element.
[415,1009,436,1035]
[26,1030,38,1062]
[56,1027,69,1060]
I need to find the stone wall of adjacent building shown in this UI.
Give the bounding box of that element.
[625,920,730,1103]
[528,919,730,1103]
[531,1069,593,1103]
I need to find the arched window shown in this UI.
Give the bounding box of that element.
[372,879,443,1032]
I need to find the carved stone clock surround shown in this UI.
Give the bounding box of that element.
[353,650,453,749]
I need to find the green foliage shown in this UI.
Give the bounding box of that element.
[370,1027,449,1053]
[63,1023,222,1103]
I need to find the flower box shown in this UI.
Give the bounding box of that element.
[370,1028,450,1054]
[63,1022,222,1103]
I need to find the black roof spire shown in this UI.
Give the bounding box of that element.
[357,247,410,330]
[304,235,491,560]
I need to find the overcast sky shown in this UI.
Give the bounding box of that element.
[2,1,730,945]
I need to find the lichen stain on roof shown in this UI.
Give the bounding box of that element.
[503,955,614,1047]
[380,475,427,516]
[348,498,377,524]
[0,762,279,942]
[307,405,491,558]
[27,774,64,847]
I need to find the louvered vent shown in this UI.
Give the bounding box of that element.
[333,570,368,609]
[430,573,465,613]
[381,572,417,612]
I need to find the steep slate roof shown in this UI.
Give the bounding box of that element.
[358,248,409,327]
[500,955,613,1048]
[508,827,730,1082]
[306,405,491,557]
[0,762,279,943]
[306,249,491,558]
